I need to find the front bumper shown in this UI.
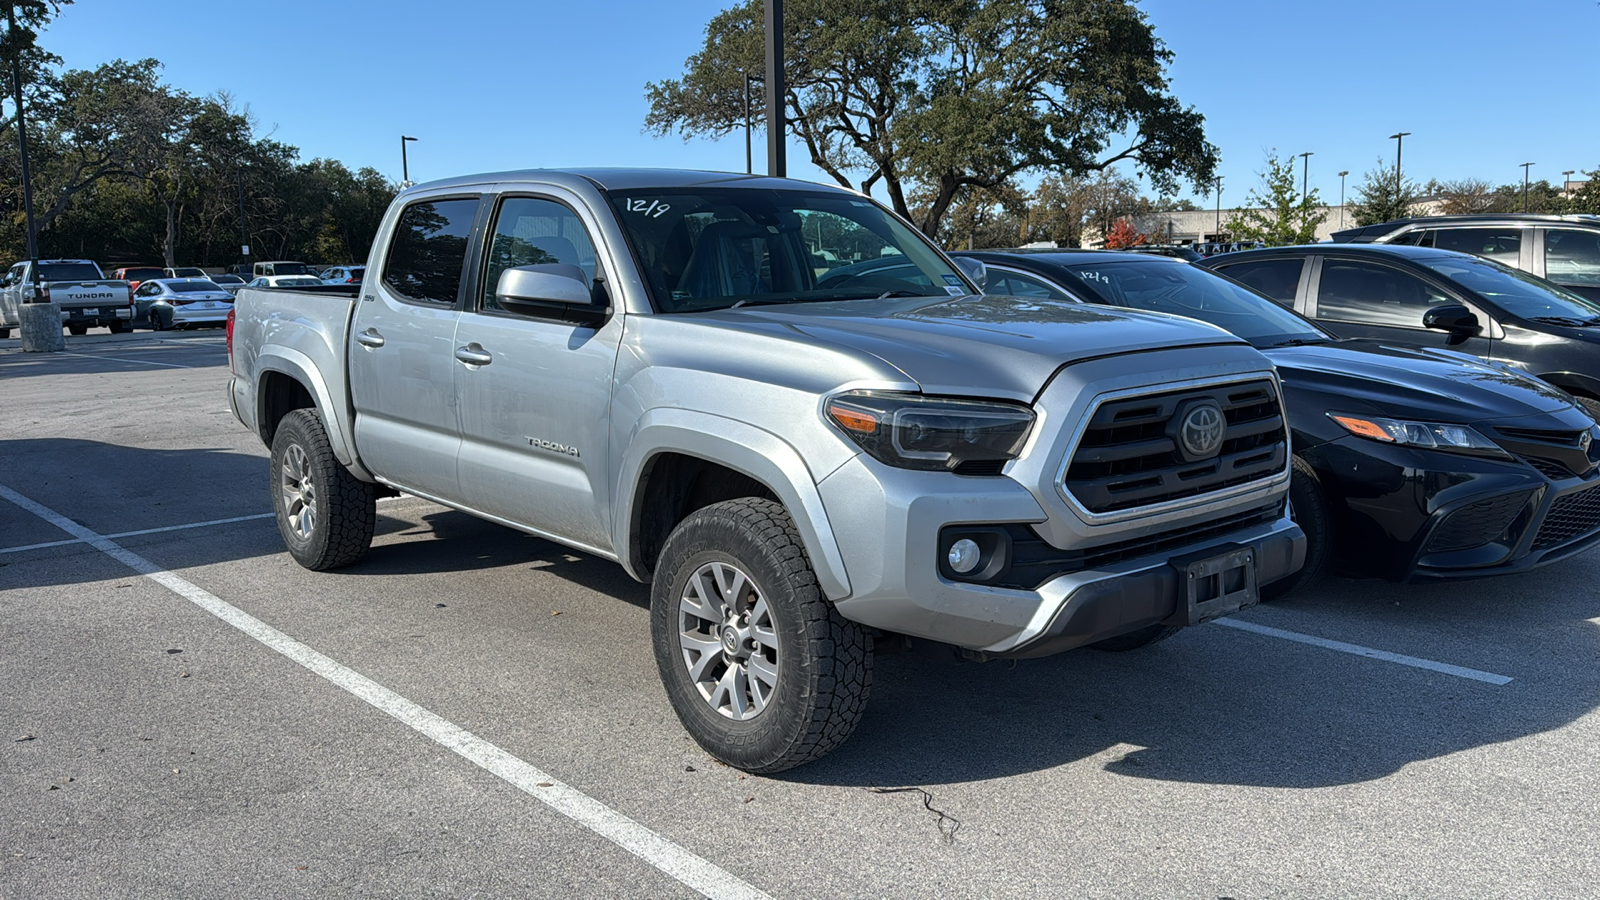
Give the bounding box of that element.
[817,454,1303,659]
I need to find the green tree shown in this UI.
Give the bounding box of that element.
[1349,158,1421,226]
[1425,177,1498,214]
[1222,151,1327,246]
[644,0,1217,236]
[1565,168,1600,215]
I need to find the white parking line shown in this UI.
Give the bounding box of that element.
[0,482,769,900]
[0,512,277,555]
[58,351,193,369]
[1215,618,1513,685]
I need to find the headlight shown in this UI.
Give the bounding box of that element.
[1327,412,1511,458]
[825,391,1034,472]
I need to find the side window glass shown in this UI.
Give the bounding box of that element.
[1431,228,1522,266]
[381,197,480,305]
[481,196,599,312]
[991,271,1072,300]
[1214,259,1303,306]
[1316,261,1455,328]
[1544,229,1600,286]
[1389,230,1426,246]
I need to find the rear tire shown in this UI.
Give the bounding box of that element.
[269,408,375,570]
[1262,455,1330,601]
[148,310,165,331]
[67,324,88,336]
[108,320,126,334]
[651,498,872,774]
[0,326,10,339]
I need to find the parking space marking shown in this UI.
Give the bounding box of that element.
[0,481,770,900]
[1215,618,1513,685]
[0,512,277,556]
[57,351,195,369]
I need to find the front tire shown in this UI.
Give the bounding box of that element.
[269,408,375,570]
[148,310,165,331]
[651,498,872,774]
[1262,455,1330,601]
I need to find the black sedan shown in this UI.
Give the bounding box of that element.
[954,249,1600,595]
[1196,243,1600,421]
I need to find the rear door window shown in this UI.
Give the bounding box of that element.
[381,197,481,305]
[1314,260,1458,327]
[1543,229,1600,286]
[1210,258,1305,306]
[1428,228,1524,266]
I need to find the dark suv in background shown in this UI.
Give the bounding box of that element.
[1332,214,1600,302]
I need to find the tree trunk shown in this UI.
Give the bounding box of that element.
[163,197,178,267]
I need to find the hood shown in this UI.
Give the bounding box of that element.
[690,293,1245,399]
[1268,339,1574,422]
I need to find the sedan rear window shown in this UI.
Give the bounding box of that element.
[166,280,226,293]
[38,263,104,281]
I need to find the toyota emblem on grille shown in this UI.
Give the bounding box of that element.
[1180,403,1225,459]
[1582,431,1594,453]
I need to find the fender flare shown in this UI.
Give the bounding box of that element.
[614,408,852,601]
[256,346,372,481]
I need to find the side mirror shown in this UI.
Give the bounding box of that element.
[1422,304,1480,334]
[495,264,606,325]
[952,256,987,292]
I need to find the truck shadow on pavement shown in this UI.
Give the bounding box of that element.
[786,561,1600,790]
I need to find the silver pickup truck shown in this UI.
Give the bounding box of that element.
[0,259,134,337]
[227,169,1304,772]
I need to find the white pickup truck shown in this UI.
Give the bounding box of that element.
[228,168,1304,772]
[0,259,135,337]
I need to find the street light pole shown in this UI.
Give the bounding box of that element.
[744,73,755,175]
[401,135,418,185]
[1389,132,1411,214]
[6,1,40,277]
[1299,151,1314,203]
[763,0,786,177]
[1521,162,1535,213]
[1338,170,1349,229]
[1214,176,1223,238]
[238,161,249,267]
[1563,169,1576,196]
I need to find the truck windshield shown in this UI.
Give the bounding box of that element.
[606,188,971,313]
[38,263,104,281]
[1059,259,1331,348]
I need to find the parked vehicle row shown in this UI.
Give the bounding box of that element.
[0,259,134,338]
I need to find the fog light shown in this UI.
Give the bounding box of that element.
[947,538,982,574]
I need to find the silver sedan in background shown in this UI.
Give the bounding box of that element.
[135,278,234,330]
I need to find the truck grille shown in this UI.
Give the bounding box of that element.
[1062,379,1288,514]
[1532,484,1600,550]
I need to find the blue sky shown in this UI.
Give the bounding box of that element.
[35,0,1600,209]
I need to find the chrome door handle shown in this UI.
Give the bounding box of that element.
[355,328,385,348]
[454,344,493,366]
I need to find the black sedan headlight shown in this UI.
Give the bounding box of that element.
[825,391,1034,472]
[1327,412,1511,459]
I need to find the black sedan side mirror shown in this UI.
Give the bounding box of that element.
[1422,304,1480,334]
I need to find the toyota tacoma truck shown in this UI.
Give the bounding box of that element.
[227,169,1304,773]
[0,259,134,337]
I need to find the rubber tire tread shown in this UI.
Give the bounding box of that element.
[1262,455,1329,601]
[651,497,872,774]
[270,408,375,571]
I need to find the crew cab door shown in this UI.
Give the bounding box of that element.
[349,192,483,500]
[452,191,622,552]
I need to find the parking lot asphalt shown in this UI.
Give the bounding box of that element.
[3,331,1599,898]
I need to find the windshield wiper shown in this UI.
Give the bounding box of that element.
[1530,315,1592,327]
[1266,337,1331,348]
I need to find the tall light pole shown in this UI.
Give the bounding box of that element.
[1298,151,1314,203]
[1338,170,1349,229]
[763,0,786,177]
[1521,162,1535,212]
[7,1,40,280]
[1390,132,1411,215]
[1563,169,1576,195]
[1214,175,1223,239]
[400,135,418,186]
[743,73,763,175]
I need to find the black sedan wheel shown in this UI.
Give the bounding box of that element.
[1262,456,1330,601]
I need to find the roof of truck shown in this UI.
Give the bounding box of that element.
[407,168,855,194]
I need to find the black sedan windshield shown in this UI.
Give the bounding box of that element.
[607,188,970,313]
[1058,259,1329,347]
[1418,254,1600,323]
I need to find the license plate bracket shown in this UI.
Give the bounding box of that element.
[1169,545,1258,626]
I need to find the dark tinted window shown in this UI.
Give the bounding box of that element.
[1428,227,1523,265]
[1417,255,1600,322]
[382,198,479,305]
[1316,260,1457,327]
[1544,229,1600,286]
[988,269,1073,300]
[39,263,104,281]
[1212,258,1303,305]
[166,280,225,293]
[481,196,598,311]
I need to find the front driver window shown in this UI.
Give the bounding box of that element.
[1316,261,1457,328]
[481,196,600,312]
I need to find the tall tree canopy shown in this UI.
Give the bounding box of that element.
[645,0,1217,236]
[1349,159,1421,227]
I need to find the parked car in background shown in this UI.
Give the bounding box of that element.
[210,274,247,295]
[319,265,365,284]
[163,266,207,278]
[1197,241,1266,257]
[245,275,324,288]
[1,259,134,337]
[110,266,165,292]
[135,278,235,330]
[957,248,1600,593]
[1332,215,1600,302]
[1121,244,1204,262]
[252,261,317,278]
[1198,244,1600,420]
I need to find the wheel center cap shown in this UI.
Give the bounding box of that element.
[721,629,741,654]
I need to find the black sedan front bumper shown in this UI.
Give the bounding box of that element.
[1301,436,1600,582]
